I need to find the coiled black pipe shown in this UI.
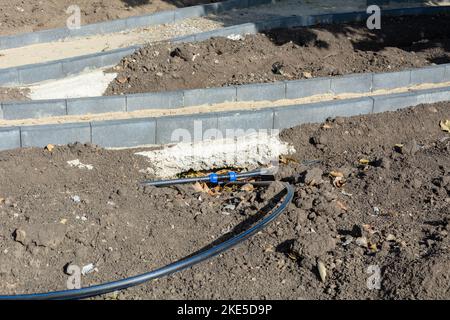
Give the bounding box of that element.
[0,173,293,300]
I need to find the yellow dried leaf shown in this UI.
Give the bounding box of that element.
[329,171,344,178]
[303,71,312,79]
[440,119,450,132]
[368,242,378,252]
[359,159,370,165]
[192,182,205,193]
[333,176,346,188]
[322,123,333,129]
[116,76,128,84]
[45,144,55,152]
[216,169,230,175]
[60,219,68,225]
[279,155,298,164]
[241,183,255,192]
[0,197,5,204]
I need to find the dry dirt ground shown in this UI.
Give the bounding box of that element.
[0,100,449,299]
[0,0,219,35]
[106,14,450,95]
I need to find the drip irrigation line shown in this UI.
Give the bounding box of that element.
[0,170,293,300]
[141,168,272,187]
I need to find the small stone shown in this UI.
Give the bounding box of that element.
[386,234,396,241]
[13,228,27,245]
[401,139,420,155]
[355,236,368,248]
[380,157,391,170]
[71,195,81,203]
[303,168,324,185]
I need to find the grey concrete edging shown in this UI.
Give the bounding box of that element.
[1,85,449,151]
[2,5,449,86]
[0,0,274,51]
[1,63,449,121]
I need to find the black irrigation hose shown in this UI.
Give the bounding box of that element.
[0,174,293,300]
[141,169,270,187]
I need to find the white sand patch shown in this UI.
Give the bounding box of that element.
[27,69,117,100]
[67,159,94,170]
[135,132,295,178]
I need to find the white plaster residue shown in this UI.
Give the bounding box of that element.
[135,132,295,178]
[67,159,94,170]
[26,69,117,100]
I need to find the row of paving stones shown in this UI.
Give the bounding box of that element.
[0,64,448,121]
[0,0,274,50]
[1,85,449,151]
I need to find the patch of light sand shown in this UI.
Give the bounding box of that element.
[27,69,117,100]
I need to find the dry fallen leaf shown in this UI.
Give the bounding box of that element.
[45,144,55,152]
[280,155,298,164]
[303,71,313,79]
[241,183,255,192]
[333,176,346,188]
[330,171,344,178]
[368,242,378,253]
[322,123,333,129]
[440,119,450,132]
[192,182,205,193]
[116,76,128,84]
[359,159,370,165]
[0,197,5,204]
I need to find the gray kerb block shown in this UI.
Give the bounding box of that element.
[237,82,285,102]
[0,127,21,151]
[373,86,450,114]
[331,73,373,94]
[372,91,421,113]
[156,113,218,144]
[91,118,156,148]
[126,91,184,111]
[184,86,236,107]
[174,5,207,21]
[410,65,446,85]
[372,70,411,91]
[125,10,175,29]
[445,64,450,82]
[414,86,450,105]
[18,62,64,85]
[217,109,274,137]
[274,97,374,129]
[21,122,91,147]
[285,77,331,99]
[0,68,19,86]
[2,100,67,120]
[67,96,126,115]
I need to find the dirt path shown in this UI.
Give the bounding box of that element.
[0,100,449,299]
[105,14,450,95]
[0,0,219,36]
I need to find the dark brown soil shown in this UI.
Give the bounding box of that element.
[0,1,219,36]
[105,14,450,95]
[0,100,449,299]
